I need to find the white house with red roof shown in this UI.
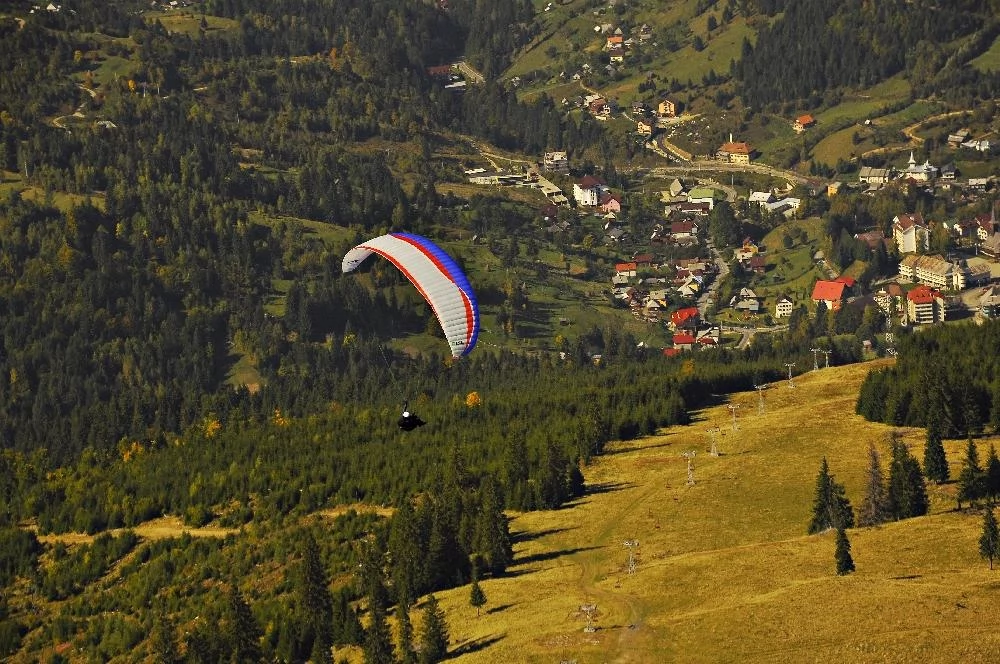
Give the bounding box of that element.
[672,333,696,350]
[574,175,606,206]
[811,280,846,311]
[906,285,946,325]
[614,261,637,278]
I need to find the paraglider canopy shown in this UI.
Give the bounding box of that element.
[342,232,479,358]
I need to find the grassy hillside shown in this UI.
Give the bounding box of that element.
[433,360,1000,663]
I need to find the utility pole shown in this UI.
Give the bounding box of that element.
[784,362,796,388]
[623,540,639,574]
[682,451,696,486]
[753,383,767,415]
[727,403,741,431]
[705,426,721,457]
[821,349,831,369]
[810,347,822,371]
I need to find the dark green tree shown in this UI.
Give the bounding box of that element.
[980,507,1000,570]
[469,569,487,617]
[298,532,333,662]
[473,476,512,576]
[395,604,416,664]
[808,457,854,533]
[887,436,928,520]
[226,586,264,664]
[388,500,424,607]
[857,443,889,527]
[923,411,949,483]
[418,595,448,664]
[957,438,985,510]
[363,601,395,664]
[834,527,855,575]
[985,444,1000,504]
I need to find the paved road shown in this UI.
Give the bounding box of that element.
[454,58,485,85]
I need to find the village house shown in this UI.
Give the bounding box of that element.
[892,213,930,253]
[793,114,815,133]
[687,187,716,211]
[858,166,893,187]
[672,333,696,351]
[542,151,569,174]
[874,283,905,319]
[657,99,677,118]
[906,284,946,325]
[855,229,889,252]
[599,192,622,214]
[811,279,846,311]
[716,141,752,164]
[775,294,794,318]
[980,285,1000,319]
[669,306,700,332]
[748,191,775,207]
[947,129,971,147]
[636,118,654,136]
[573,175,606,206]
[614,261,637,279]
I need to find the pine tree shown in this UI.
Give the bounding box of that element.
[985,444,1000,504]
[922,411,949,483]
[957,438,984,509]
[834,527,855,575]
[469,569,487,617]
[363,600,395,664]
[858,443,889,527]
[227,585,264,664]
[808,457,854,533]
[887,436,928,520]
[396,603,416,664]
[299,532,333,662]
[980,507,999,570]
[418,595,449,664]
[388,500,424,607]
[473,476,512,576]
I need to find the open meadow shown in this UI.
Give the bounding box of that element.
[432,360,1000,663]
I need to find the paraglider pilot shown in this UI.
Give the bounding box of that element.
[398,401,426,431]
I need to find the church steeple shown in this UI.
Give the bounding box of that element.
[908,151,916,167]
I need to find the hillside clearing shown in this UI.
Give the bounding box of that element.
[433,360,1000,663]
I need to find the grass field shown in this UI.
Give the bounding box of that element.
[970,34,1000,73]
[430,360,1000,663]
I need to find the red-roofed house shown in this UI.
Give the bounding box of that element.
[834,275,856,289]
[599,192,622,213]
[673,333,696,350]
[663,347,682,358]
[811,280,846,311]
[615,262,637,277]
[573,175,606,206]
[633,253,655,268]
[793,114,815,132]
[717,141,752,164]
[670,306,700,330]
[906,284,945,325]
